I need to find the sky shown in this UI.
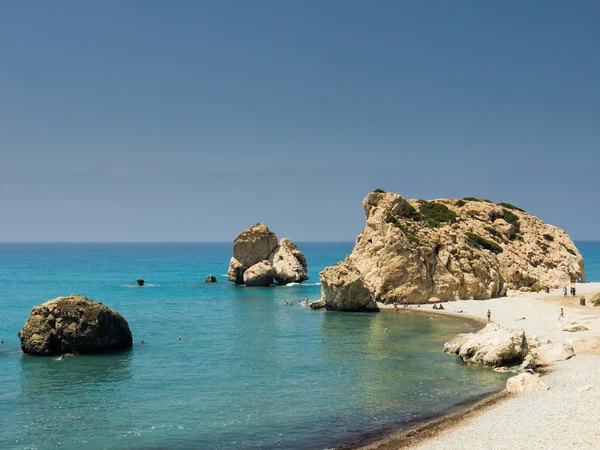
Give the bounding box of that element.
[0,1,598,242]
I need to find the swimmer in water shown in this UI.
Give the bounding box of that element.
[319,338,324,341]
[58,355,65,360]
[260,329,266,333]
[305,296,309,306]
[178,336,182,340]
[384,328,388,333]
[140,340,145,344]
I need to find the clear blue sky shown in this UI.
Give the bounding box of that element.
[0,1,598,242]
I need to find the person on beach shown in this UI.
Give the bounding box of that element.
[563,287,568,297]
[572,286,576,296]
[438,304,444,310]
[487,309,491,323]
[403,298,408,308]
[432,304,438,310]
[559,308,564,319]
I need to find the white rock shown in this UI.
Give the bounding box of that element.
[243,261,275,287]
[268,238,308,285]
[506,373,549,394]
[533,342,575,366]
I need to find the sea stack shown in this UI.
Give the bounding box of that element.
[205,274,217,283]
[320,191,584,311]
[227,223,308,286]
[18,295,133,355]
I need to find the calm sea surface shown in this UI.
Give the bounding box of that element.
[1,241,598,450]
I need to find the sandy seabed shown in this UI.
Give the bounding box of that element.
[359,282,600,450]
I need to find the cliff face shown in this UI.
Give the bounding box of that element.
[320,192,584,307]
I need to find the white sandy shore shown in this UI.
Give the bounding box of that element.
[371,282,600,450]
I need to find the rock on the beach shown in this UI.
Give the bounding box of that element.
[562,323,589,332]
[227,223,279,284]
[320,191,584,304]
[18,295,133,356]
[506,373,549,394]
[576,385,593,392]
[532,342,575,367]
[443,333,472,354]
[268,238,308,285]
[319,261,379,312]
[205,274,217,283]
[243,261,275,286]
[445,322,527,367]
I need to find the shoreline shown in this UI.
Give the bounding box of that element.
[351,282,600,449]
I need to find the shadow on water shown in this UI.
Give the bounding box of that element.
[20,349,133,398]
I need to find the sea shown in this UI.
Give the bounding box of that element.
[1,241,599,450]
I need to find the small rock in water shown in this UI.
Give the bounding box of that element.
[205,274,217,283]
[137,279,145,286]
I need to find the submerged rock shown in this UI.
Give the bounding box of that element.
[444,322,527,367]
[137,279,144,286]
[309,299,326,310]
[227,223,308,287]
[320,191,584,305]
[18,295,133,356]
[319,261,379,312]
[205,274,217,283]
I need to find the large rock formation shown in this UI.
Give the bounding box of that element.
[319,261,379,311]
[506,373,549,394]
[320,192,584,309]
[444,322,528,367]
[18,295,133,355]
[227,223,308,286]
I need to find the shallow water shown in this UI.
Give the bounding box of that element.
[1,241,595,449]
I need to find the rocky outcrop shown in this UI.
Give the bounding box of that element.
[319,261,379,312]
[320,192,584,307]
[531,341,575,366]
[18,295,133,355]
[205,274,217,283]
[227,223,308,286]
[243,261,276,286]
[444,322,527,367]
[269,238,308,284]
[506,373,549,394]
[137,279,144,286]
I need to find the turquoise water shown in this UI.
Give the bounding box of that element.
[1,241,597,449]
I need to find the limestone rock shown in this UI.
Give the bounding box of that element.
[531,342,575,366]
[243,261,275,287]
[268,238,308,285]
[319,261,379,312]
[205,274,217,283]
[321,192,584,304]
[506,373,549,394]
[18,295,133,356]
[227,223,278,284]
[227,223,307,287]
[137,279,144,286]
[444,322,527,367]
[309,299,326,310]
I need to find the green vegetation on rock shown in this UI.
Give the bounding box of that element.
[498,202,526,212]
[543,234,554,242]
[419,202,457,223]
[502,209,519,226]
[465,232,504,254]
[462,197,480,201]
[373,188,386,193]
[427,218,441,228]
[484,226,502,239]
[562,244,576,256]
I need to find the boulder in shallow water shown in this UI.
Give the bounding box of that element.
[227,223,279,284]
[268,238,308,285]
[205,274,217,283]
[243,261,275,287]
[137,279,144,286]
[309,299,326,310]
[444,322,527,367]
[18,295,133,355]
[319,261,379,312]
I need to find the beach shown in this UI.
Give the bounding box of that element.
[363,282,600,449]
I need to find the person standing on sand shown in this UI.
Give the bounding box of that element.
[563,287,568,297]
[559,308,564,319]
[573,286,577,297]
[403,298,408,308]
[487,309,491,323]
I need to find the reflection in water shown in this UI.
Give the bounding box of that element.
[21,349,133,398]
